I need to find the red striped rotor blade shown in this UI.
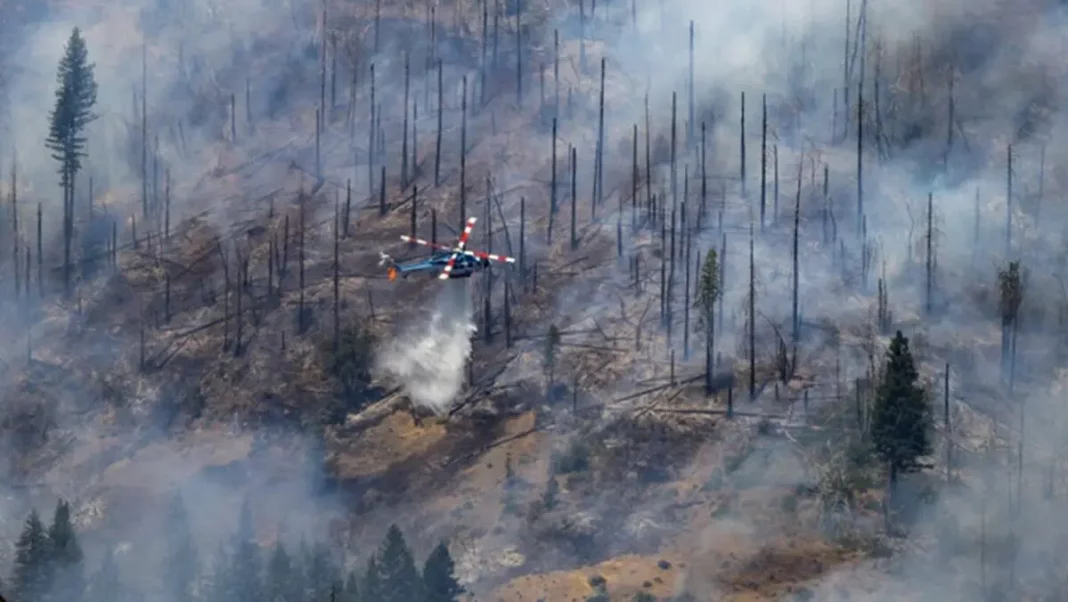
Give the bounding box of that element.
[456,217,477,251]
[439,252,460,279]
[400,235,451,251]
[467,249,517,263]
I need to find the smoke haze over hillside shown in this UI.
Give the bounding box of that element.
[0,0,1067,597]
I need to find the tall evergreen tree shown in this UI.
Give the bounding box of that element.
[265,541,299,602]
[205,543,232,602]
[162,491,197,602]
[45,27,98,296]
[696,249,721,394]
[343,570,360,602]
[88,547,123,602]
[422,542,464,602]
[361,555,383,602]
[303,541,339,602]
[12,510,50,602]
[48,498,84,601]
[229,499,263,602]
[871,331,933,489]
[365,525,425,602]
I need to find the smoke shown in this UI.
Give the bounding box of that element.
[377,279,477,416]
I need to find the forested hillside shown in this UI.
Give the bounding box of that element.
[0,0,1065,600]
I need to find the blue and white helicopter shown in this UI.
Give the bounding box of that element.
[378,217,516,280]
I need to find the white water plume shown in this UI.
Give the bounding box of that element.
[377,279,477,415]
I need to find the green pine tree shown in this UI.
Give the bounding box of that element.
[422,542,464,602]
[48,499,84,601]
[265,541,298,602]
[695,249,721,394]
[229,499,263,602]
[361,555,383,602]
[45,27,98,296]
[343,570,360,602]
[871,331,933,489]
[89,547,123,602]
[163,491,197,602]
[205,543,232,602]
[12,510,50,602]
[368,525,425,602]
[303,541,339,602]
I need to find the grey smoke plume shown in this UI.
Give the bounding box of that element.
[377,279,477,415]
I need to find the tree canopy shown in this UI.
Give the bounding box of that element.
[871,331,933,483]
[423,542,464,602]
[45,27,97,184]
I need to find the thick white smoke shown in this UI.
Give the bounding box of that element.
[377,279,477,415]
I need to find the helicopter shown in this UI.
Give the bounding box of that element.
[378,217,515,280]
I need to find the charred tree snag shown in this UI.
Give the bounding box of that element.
[856,0,868,230]
[481,4,488,106]
[700,121,707,228]
[1005,144,1013,258]
[164,169,171,244]
[740,92,746,199]
[36,203,42,297]
[504,279,512,347]
[688,21,695,143]
[142,43,148,219]
[554,29,560,119]
[379,165,386,215]
[369,63,376,199]
[298,190,306,334]
[520,197,526,286]
[334,199,341,362]
[461,76,468,222]
[435,60,443,187]
[773,145,779,223]
[484,192,493,343]
[792,160,802,359]
[926,192,933,315]
[645,93,652,223]
[402,53,410,185]
[344,179,351,237]
[749,221,756,399]
[235,247,243,356]
[595,58,606,208]
[548,117,557,244]
[315,108,321,180]
[570,147,577,250]
[760,93,767,230]
[632,124,639,232]
[410,186,418,245]
[515,0,523,104]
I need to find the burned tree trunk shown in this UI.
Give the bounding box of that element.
[461,75,468,222]
[570,147,577,250]
[760,93,767,230]
[435,60,443,186]
[749,221,755,399]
